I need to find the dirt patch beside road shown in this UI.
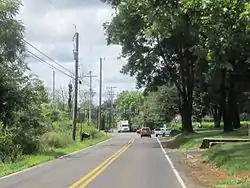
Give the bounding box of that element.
[183,156,231,187]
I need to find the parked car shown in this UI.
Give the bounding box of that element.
[140,127,151,138]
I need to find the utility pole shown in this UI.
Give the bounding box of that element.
[83,71,97,124]
[52,70,55,101]
[98,58,103,130]
[72,32,79,141]
[107,86,116,129]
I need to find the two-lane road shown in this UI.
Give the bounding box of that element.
[0,133,184,188]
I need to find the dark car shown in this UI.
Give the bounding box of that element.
[140,127,151,138]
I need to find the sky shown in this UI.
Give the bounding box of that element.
[17,0,138,103]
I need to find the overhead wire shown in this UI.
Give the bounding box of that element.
[26,49,75,80]
[47,0,57,8]
[23,39,74,75]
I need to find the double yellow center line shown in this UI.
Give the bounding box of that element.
[69,139,134,188]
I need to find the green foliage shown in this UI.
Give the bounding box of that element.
[101,0,250,133]
[143,85,178,128]
[39,131,73,151]
[115,91,143,119]
[0,0,106,167]
[0,129,22,163]
[81,122,103,138]
[114,91,144,129]
[41,103,68,123]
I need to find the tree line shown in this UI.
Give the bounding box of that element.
[0,0,102,163]
[101,0,250,133]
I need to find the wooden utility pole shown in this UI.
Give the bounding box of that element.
[83,71,97,124]
[72,32,79,141]
[107,86,116,129]
[98,58,103,130]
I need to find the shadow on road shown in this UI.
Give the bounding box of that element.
[42,151,67,158]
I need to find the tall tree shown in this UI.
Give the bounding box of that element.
[102,0,204,132]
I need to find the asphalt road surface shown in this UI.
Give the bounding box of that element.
[0,133,183,188]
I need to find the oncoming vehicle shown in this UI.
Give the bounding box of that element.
[118,120,130,132]
[140,127,151,138]
[154,128,163,137]
[155,127,171,137]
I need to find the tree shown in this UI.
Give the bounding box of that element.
[186,0,250,131]
[114,91,144,130]
[142,85,178,129]
[0,0,27,128]
[102,0,250,133]
[102,0,205,133]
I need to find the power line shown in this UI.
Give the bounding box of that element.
[26,49,75,79]
[47,0,57,8]
[23,39,73,75]
[83,71,97,123]
[106,86,116,129]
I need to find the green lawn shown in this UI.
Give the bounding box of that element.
[171,127,248,149]
[0,136,111,177]
[212,178,250,188]
[202,142,250,174]
[168,125,250,187]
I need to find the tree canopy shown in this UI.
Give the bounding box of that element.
[102,0,250,133]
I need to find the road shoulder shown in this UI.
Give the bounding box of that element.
[0,136,112,179]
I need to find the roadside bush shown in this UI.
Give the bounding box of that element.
[80,123,105,139]
[41,103,69,123]
[11,107,46,154]
[0,130,22,163]
[39,131,73,151]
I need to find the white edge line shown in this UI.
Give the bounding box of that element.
[157,138,187,188]
[0,137,113,180]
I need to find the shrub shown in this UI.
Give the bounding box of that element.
[39,131,73,151]
[0,130,22,163]
[81,123,105,139]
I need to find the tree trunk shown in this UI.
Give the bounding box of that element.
[101,114,105,130]
[181,98,194,133]
[220,70,233,132]
[229,91,241,129]
[213,104,221,128]
[228,74,241,129]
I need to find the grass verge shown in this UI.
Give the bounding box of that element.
[167,126,250,187]
[202,143,250,174]
[0,135,110,177]
[212,178,250,188]
[170,127,248,149]
[203,143,250,187]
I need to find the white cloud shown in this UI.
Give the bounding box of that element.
[18,0,137,103]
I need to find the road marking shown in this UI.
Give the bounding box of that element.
[157,138,187,188]
[79,141,133,187]
[0,137,112,180]
[70,139,134,188]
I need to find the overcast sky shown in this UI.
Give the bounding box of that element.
[17,0,137,103]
